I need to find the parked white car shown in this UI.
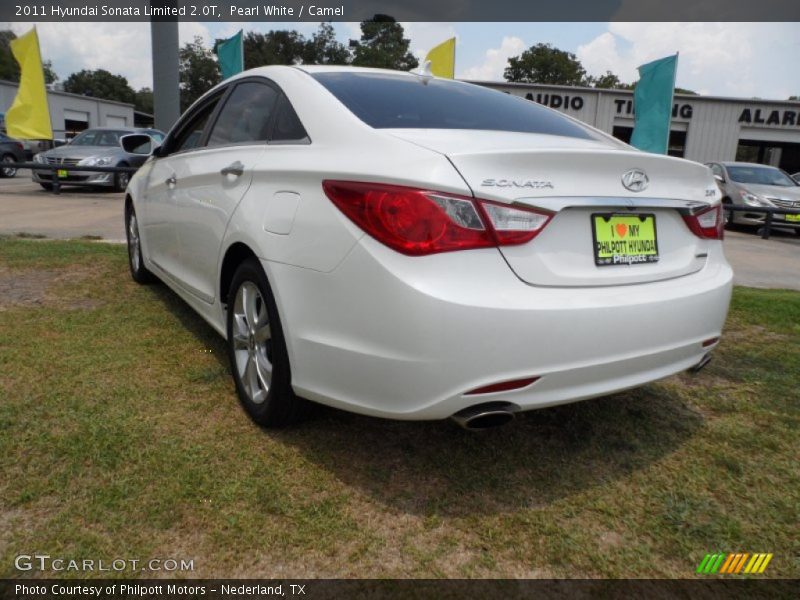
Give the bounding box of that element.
[125,66,733,429]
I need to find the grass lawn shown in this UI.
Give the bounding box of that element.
[0,238,797,579]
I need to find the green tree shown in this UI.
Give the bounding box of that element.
[351,15,418,70]
[179,36,221,111]
[63,69,135,103]
[675,87,698,95]
[0,31,16,82]
[789,95,799,101]
[589,71,625,89]
[504,43,587,85]
[42,60,57,84]
[134,87,154,114]
[0,30,57,84]
[242,30,307,68]
[303,23,350,65]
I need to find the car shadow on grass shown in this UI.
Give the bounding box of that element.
[275,389,702,517]
[149,281,704,518]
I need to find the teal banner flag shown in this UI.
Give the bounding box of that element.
[214,30,244,80]
[630,54,678,154]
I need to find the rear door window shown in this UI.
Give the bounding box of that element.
[207,81,279,147]
[170,96,221,154]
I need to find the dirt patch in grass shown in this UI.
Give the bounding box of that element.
[0,267,59,309]
[0,264,105,311]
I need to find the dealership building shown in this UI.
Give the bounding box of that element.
[477,81,800,174]
[0,80,152,140]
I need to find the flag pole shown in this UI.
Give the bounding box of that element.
[667,52,679,154]
[240,29,244,72]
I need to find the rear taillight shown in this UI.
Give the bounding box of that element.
[15,142,24,151]
[683,205,724,240]
[322,180,552,256]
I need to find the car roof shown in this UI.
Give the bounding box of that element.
[81,126,138,132]
[232,64,419,80]
[717,161,780,168]
[294,65,417,76]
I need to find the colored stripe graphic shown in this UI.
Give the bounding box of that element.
[719,554,736,574]
[758,554,773,573]
[733,553,749,574]
[696,554,712,574]
[699,553,773,575]
[710,554,725,573]
[744,554,760,574]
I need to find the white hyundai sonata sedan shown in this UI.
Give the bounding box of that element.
[124,65,733,430]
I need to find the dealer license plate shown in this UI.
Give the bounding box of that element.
[57,169,68,178]
[592,213,659,266]
[785,213,800,223]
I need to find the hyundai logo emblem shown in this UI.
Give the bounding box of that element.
[622,169,649,192]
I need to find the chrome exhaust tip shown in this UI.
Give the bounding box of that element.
[689,354,712,374]
[451,402,518,431]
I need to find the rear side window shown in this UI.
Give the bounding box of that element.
[312,72,598,140]
[208,81,278,147]
[270,94,309,143]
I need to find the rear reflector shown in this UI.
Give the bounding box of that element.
[702,337,720,347]
[683,205,724,240]
[479,200,552,245]
[465,376,540,396]
[323,180,552,256]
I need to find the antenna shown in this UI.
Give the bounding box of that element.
[413,60,434,83]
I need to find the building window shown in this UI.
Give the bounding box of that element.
[612,126,686,158]
[736,139,800,174]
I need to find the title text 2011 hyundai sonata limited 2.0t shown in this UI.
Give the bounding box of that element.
[124,66,733,430]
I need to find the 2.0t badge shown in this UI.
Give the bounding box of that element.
[621,169,649,192]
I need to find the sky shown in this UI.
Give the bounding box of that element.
[4,21,799,101]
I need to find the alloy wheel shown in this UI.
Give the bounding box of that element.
[1,156,16,177]
[232,281,273,404]
[128,211,141,272]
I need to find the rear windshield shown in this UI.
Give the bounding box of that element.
[312,72,598,140]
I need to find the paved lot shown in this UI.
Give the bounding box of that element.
[0,173,798,289]
[723,228,800,290]
[0,170,125,241]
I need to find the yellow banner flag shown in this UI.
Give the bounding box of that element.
[424,38,456,79]
[6,27,53,140]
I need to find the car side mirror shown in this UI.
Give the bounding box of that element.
[120,133,159,156]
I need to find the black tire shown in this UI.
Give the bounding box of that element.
[226,258,308,427]
[125,202,156,284]
[39,183,53,191]
[0,154,17,178]
[114,163,131,192]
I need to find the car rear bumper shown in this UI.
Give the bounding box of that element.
[265,238,733,420]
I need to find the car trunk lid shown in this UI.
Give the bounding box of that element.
[387,129,717,287]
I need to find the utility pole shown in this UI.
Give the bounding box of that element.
[150,1,180,132]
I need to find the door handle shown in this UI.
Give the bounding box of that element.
[221,161,244,177]
[165,174,177,188]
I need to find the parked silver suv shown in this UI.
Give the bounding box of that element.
[706,161,800,235]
